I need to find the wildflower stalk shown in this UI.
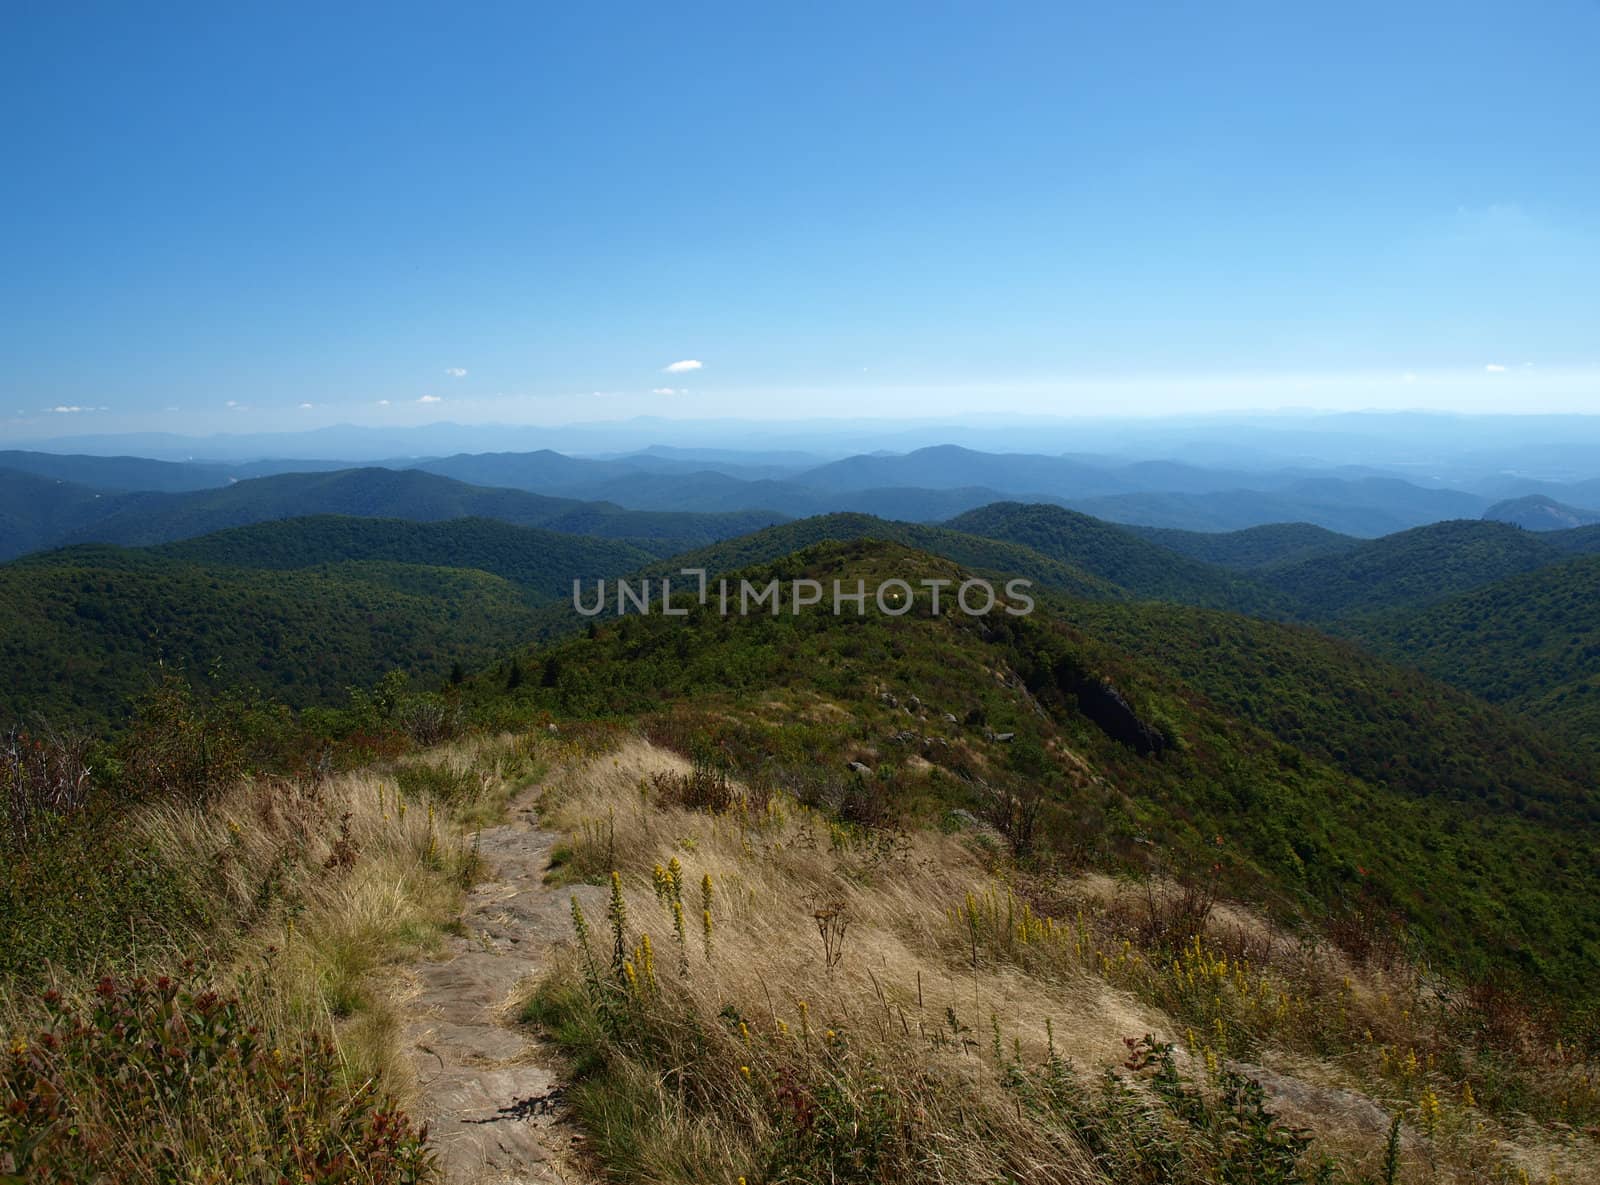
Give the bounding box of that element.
[608,871,628,980]
[672,898,689,977]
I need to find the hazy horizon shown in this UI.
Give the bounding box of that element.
[11,409,1600,488]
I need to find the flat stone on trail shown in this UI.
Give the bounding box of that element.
[401,793,605,1183]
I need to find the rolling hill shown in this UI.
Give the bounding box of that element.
[0,545,547,725]
[944,502,1287,614]
[1349,553,1600,755]
[792,444,1130,496]
[414,447,809,491]
[154,515,654,601]
[632,509,1293,617]
[1063,481,1487,537]
[1547,522,1600,554]
[637,512,1124,602]
[1122,521,1361,569]
[0,450,236,493]
[1483,494,1600,531]
[0,466,786,560]
[373,443,1508,534]
[0,469,118,559]
[477,537,1600,995]
[1258,519,1563,619]
[67,467,584,544]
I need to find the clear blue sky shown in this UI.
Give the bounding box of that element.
[3,0,1598,436]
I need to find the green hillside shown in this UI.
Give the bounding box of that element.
[639,512,1125,601]
[1546,523,1600,555]
[0,469,117,560]
[1260,519,1561,619]
[156,515,653,600]
[1350,554,1600,755]
[0,449,232,493]
[476,538,1600,996]
[1483,494,1600,531]
[1063,599,1595,817]
[58,467,578,546]
[0,466,782,559]
[1064,478,1485,536]
[1125,521,1361,569]
[531,503,784,554]
[945,501,1287,613]
[0,545,543,726]
[1526,675,1600,757]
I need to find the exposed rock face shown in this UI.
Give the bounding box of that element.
[1062,677,1165,756]
[1029,653,1168,756]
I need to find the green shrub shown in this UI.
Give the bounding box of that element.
[0,808,203,985]
[1,968,432,1184]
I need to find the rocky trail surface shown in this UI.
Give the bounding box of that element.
[401,787,604,1184]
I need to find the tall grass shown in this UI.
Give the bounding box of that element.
[524,738,1598,1185]
[1,728,555,1182]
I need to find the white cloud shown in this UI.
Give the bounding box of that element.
[1402,373,1418,383]
[651,387,680,395]
[376,399,391,406]
[50,405,85,414]
[1485,363,1507,373]
[226,400,239,407]
[445,367,468,377]
[663,359,703,373]
[417,394,442,404]
[298,402,314,409]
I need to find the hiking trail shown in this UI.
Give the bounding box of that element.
[400,786,604,1184]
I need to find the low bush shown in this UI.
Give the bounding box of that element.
[1,967,431,1184]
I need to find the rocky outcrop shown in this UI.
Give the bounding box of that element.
[1073,678,1167,756]
[1026,654,1168,756]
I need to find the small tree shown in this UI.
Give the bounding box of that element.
[114,670,250,802]
[3,721,94,849]
[981,777,1045,858]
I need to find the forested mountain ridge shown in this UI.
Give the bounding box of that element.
[0,544,545,725]
[470,537,1600,995]
[945,502,1290,614]
[1483,494,1600,531]
[1123,521,1362,569]
[1347,553,1600,756]
[0,465,785,560]
[155,515,654,599]
[1257,519,1566,619]
[635,512,1126,602]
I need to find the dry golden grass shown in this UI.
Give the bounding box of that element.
[129,730,564,1100]
[531,737,1599,1185]
[12,719,1593,1184]
[2,728,554,1165]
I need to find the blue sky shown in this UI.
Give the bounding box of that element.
[3,0,1598,436]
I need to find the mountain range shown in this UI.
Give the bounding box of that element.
[12,440,1600,564]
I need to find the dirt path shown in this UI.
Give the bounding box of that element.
[401,788,605,1184]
